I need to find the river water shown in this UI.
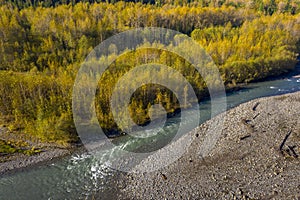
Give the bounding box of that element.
[1,67,300,200]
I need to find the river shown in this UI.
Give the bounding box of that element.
[0,65,300,200]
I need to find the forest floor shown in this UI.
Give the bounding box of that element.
[119,91,300,199]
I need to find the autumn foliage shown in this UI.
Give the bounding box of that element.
[0,1,299,143]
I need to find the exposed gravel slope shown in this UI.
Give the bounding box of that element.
[119,92,300,200]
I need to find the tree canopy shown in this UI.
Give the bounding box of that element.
[0,1,299,144]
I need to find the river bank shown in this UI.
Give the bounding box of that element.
[0,77,299,199]
[1,74,299,178]
[0,64,298,178]
[0,125,80,175]
[119,91,300,199]
[0,147,72,175]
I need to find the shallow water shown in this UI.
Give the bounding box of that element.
[1,68,300,200]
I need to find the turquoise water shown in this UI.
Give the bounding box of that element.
[1,68,300,200]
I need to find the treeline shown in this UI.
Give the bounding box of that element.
[1,0,300,15]
[0,2,299,144]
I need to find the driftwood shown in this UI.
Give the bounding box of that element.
[287,145,298,158]
[279,129,292,151]
[160,172,167,180]
[241,119,251,125]
[252,113,260,120]
[278,130,299,158]
[292,74,300,78]
[252,102,260,111]
[241,119,255,133]
[240,135,251,140]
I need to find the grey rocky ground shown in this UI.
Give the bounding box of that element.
[0,147,71,175]
[119,91,300,199]
[0,125,73,175]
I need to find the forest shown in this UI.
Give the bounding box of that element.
[0,0,299,147]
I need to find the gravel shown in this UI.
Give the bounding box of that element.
[0,126,74,175]
[0,147,71,175]
[118,91,300,200]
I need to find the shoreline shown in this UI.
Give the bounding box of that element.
[0,64,300,176]
[0,148,71,176]
[119,91,300,199]
[0,67,299,177]
[108,67,300,138]
[1,90,299,199]
[0,125,83,176]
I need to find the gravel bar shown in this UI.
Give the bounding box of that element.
[118,91,300,200]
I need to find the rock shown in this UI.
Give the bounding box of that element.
[118,91,300,199]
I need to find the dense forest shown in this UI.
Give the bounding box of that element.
[0,0,299,146]
[1,0,300,14]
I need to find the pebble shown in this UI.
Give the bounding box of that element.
[118,92,300,199]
